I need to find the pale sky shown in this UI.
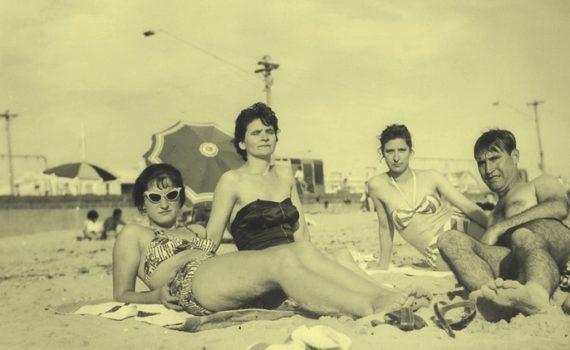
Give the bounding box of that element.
[1,0,569,192]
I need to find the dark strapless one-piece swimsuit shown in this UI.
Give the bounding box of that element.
[230,198,300,250]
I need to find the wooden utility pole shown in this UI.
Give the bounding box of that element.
[254,55,279,106]
[527,100,545,173]
[1,110,18,195]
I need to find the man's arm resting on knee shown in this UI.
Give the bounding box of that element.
[485,174,569,243]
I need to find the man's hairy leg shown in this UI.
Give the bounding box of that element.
[438,230,510,291]
[473,228,557,317]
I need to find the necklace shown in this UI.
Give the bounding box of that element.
[389,170,417,208]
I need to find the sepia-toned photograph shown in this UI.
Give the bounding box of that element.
[1,1,569,349]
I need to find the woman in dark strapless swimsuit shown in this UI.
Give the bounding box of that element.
[113,163,428,318]
[206,103,366,275]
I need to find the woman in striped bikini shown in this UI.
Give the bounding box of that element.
[367,124,489,271]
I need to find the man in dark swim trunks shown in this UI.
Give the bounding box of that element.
[438,129,570,320]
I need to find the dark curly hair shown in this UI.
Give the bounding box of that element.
[86,209,99,221]
[474,129,517,158]
[133,163,186,213]
[233,102,279,161]
[377,124,413,155]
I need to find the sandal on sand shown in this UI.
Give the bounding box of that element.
[373,306,428,331]
[433,300,477,338]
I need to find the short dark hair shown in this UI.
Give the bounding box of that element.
[112,208,122,216]
[87,209,99,221]
[133,164,186,213]
[233,102,279,161]
[378,124,413,154]
[474,129,517,158]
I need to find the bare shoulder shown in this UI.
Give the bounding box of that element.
[368,174,389,195]
[115,224,151,246]
[273,164,295,181]
[218,169,241,186]
[531,173,562,186]
[530,173,568,196]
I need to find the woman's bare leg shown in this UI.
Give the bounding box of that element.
[191,247,406,317]
[290,242,414,298]
[326,247,386,284]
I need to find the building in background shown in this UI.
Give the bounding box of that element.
[275,158,325,196]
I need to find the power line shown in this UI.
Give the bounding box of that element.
[0,154,48,169]
[143,29,259,89]
[492,100,531,120]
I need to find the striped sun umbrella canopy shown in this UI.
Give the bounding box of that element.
[43,162,117,181]
[143,121,244,204]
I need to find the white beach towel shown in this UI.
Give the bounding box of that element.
[365,265,453,278]
[54,300,303,332]
[350,251,453,278]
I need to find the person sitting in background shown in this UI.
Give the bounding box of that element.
[82,209,103,241]
[368,124,488,271]
[102,208,126,240]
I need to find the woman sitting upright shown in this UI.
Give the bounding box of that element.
[206,102,309,251]
[368,124,488,271]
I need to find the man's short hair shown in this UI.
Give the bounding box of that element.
[474,129,517,158]
[113,208,122,216]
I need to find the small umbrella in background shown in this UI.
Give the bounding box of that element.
[143,121,244,204]
[43,162,117,181]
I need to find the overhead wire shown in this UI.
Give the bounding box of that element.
[149,29,261,90]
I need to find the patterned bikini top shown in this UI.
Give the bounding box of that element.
[389,170,442,231]
[143,228,216,284]
[391,194,442,231]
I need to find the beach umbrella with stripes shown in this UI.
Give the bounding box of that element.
[143,121,244,204]
[43,162,117,181]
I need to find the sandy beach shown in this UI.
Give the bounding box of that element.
[1,206,569,350]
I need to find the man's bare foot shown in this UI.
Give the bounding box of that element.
[472,278,550,316]
[369,287,432,316]
[371,291,408,315]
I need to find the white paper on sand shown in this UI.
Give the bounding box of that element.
[74,302,187,327]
